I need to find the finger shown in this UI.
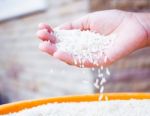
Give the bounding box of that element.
[53,51,74,65]
[37,29,50,41]
[53,51,96,68]
[38,23,53,33]
[39,41,56,55]
[37,29,56,43]
[82,60,96,68]
[53,51,85,67]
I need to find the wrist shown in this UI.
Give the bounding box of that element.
[134,12,150,46]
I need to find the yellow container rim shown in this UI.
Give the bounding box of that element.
[0,93,150,115]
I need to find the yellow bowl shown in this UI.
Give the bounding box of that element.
[0,93,150,115]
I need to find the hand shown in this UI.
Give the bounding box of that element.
[37,10,148,67]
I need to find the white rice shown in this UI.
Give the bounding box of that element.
[7,100,150,116]
[54,29,115,66]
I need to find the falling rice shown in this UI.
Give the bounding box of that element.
[54,29,113,100]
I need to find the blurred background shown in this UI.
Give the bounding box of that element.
[0,0,150,104]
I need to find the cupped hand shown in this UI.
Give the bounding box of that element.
[37,10,148,67]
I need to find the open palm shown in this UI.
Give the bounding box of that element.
[37,10,148,67]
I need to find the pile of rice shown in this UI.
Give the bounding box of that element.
[7,100,150,116]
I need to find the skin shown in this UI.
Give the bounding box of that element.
[36,10,150,68]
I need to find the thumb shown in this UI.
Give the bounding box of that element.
[56,15,90,30]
